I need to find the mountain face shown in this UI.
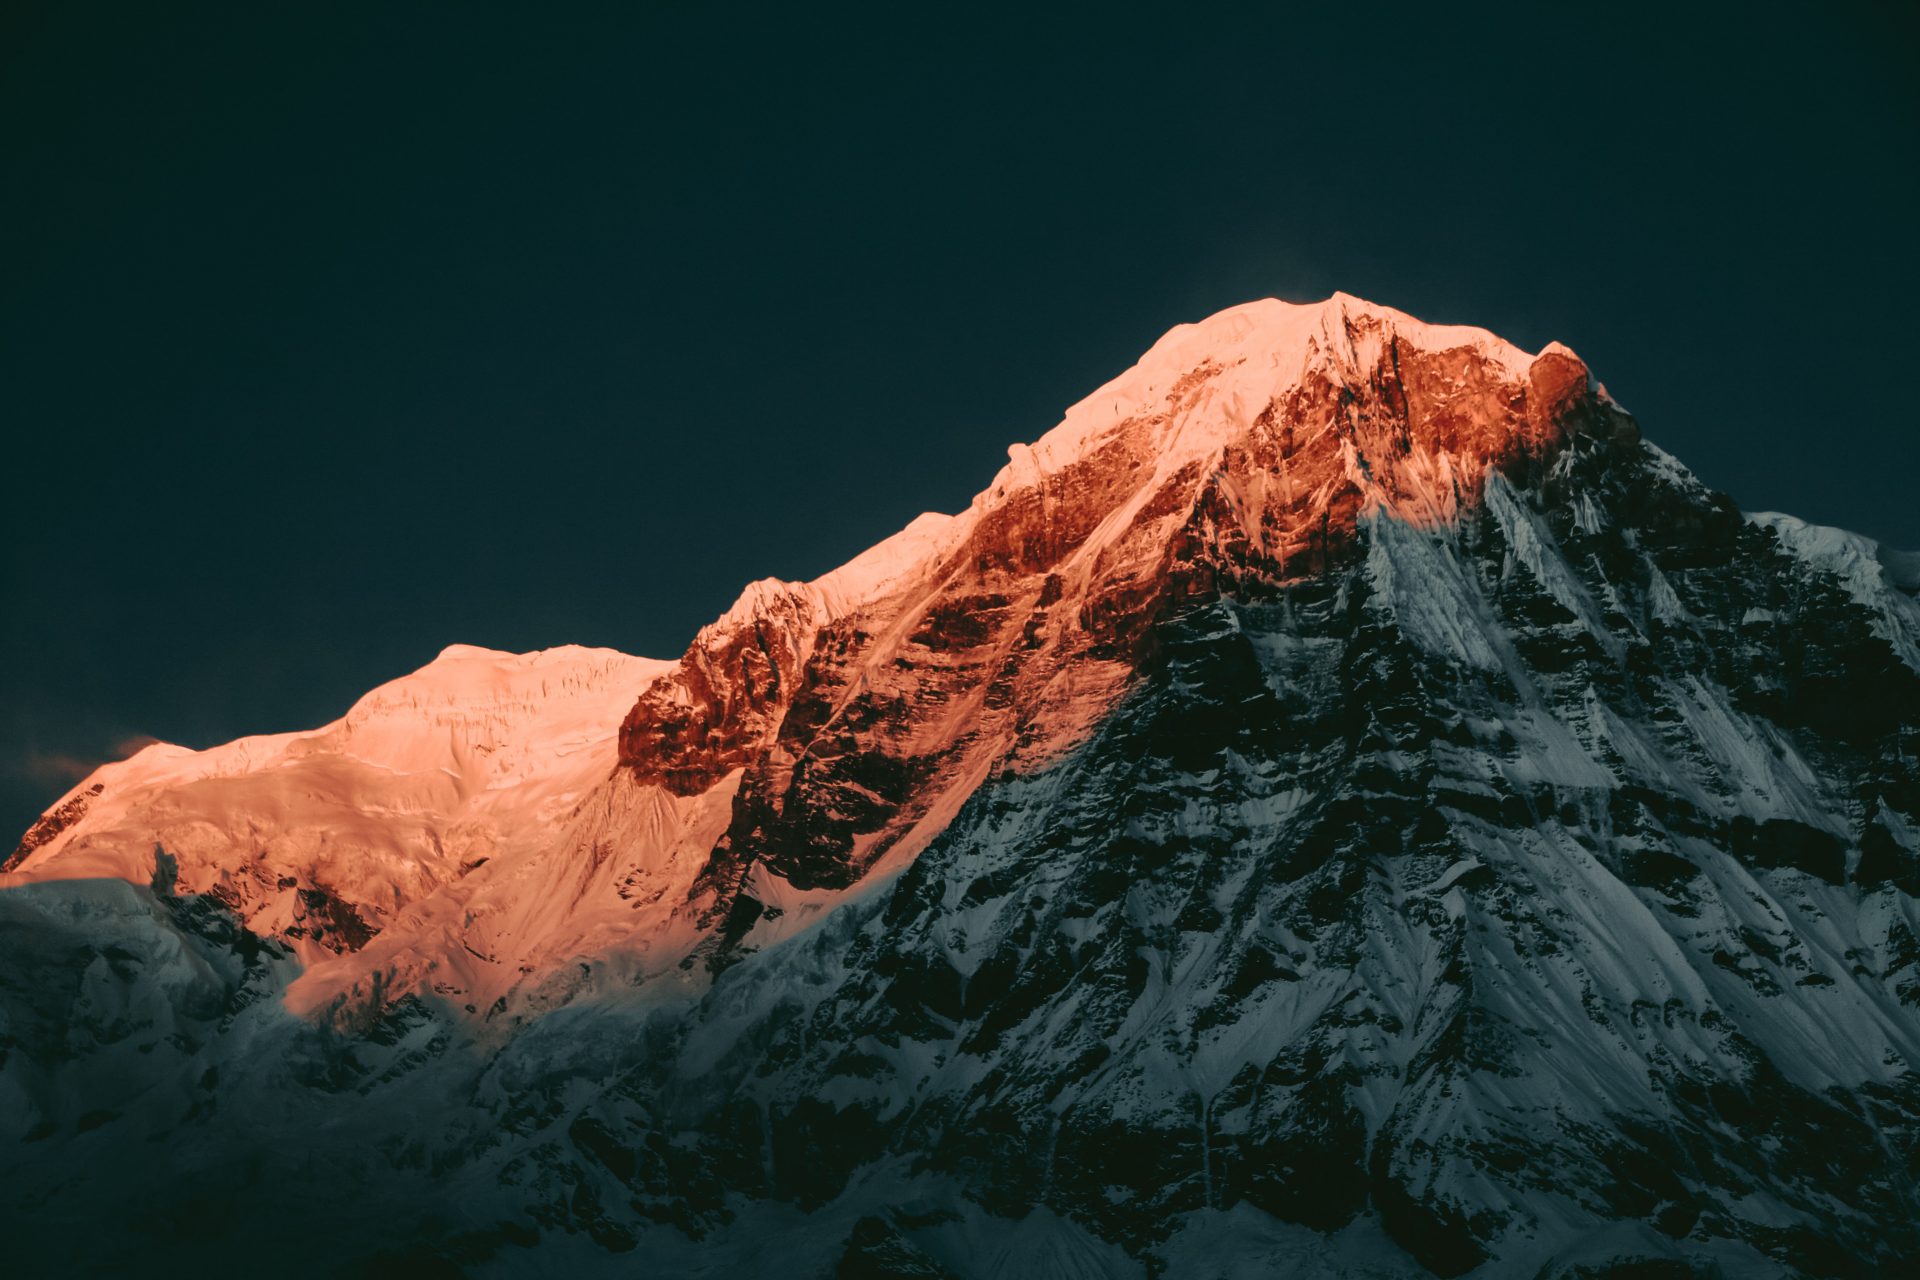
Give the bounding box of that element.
[6,295,1919,1278]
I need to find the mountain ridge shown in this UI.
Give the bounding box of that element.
[6,294,1919,1277]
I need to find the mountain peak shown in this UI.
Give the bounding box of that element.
[615,297,1640,920]
[1005,293,1537,489]
[730,297,1603,643]
[12,293,1920,1276]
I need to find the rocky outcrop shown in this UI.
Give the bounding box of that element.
[5,781,102,871]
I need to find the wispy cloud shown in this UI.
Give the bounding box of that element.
[18,751,100,788]
[8,734,162,793]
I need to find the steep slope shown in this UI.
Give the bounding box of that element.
[2,643,731,1022]
[619,297,1616,958]
[5,295,1918,1277]
[10,294,1600,1018]
[627,464,1920,1277]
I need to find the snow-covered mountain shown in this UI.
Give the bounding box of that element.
[6,295,1918,1277]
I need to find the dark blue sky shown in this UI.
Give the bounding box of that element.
[4,1,1916,838]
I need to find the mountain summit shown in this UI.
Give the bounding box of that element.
[6,296,1918,1277]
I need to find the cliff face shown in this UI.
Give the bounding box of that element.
[6,296,1918,1277]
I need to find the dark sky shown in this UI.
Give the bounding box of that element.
[4,1,1916,838]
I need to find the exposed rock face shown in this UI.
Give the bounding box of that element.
[5,295,1918,1277]
[5,781,102,869]
[619,583,824,797]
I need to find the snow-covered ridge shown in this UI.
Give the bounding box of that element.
[4,293,1642,993]
[1004,292,1533,483]
[617,291,1636,951]
[0,292,1713,1015]
[1749,511,1920,672]
[5,644,674,953]
[9,291,1920,1276]
[15,643,669,853]
[704,293,1546,631]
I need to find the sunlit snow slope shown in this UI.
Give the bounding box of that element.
[6,294,1919,1278]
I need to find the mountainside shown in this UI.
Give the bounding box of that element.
[6,295,1919,1277]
